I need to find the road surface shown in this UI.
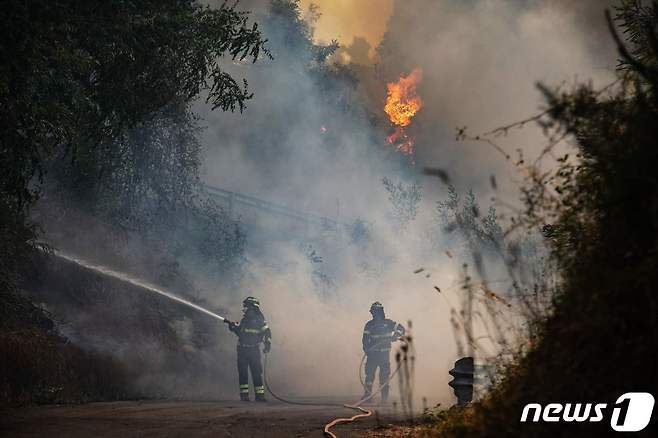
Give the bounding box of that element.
[0,400,401,437]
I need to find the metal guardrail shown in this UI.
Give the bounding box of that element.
[202,184,344,228]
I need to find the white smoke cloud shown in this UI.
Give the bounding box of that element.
[375,0,617,197]
[28,0,620,408]
[185,0,620,407]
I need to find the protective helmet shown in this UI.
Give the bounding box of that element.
[370,301,384,313]
[243,296,260,309]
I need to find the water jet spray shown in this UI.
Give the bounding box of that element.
[48,249,406,437]
[51,250,227,322]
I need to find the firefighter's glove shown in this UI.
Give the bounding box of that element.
[263,342,271,354]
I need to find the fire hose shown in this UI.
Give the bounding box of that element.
[48,251,405,436]
[263,338,407,438]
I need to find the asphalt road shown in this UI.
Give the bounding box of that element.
[0,400,399,438]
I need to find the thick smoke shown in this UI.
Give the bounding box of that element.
[187,0,620,403]
[176,0,620,407]
[31,0,623,407]
[371,0,618,198]
[190,1,460,405]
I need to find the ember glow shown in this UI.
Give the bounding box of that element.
[386,127,414,155]
[384,68,423,155]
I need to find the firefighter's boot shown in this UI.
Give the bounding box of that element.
[240,383,250,401]
[254,384,267,402]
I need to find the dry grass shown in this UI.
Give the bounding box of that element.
[0,291,134,406]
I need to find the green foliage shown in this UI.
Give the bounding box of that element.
[383,177,422,230]
[437,186,503,256]
[263,0,361,120]
[0,208,39,296]
[50,103,202,229]
[435,186,552,360]
[0,0,266,403]
[0,0,267,292]
[434,3,658,436]
[614,0,658,76]
[193,199,246,273]
[1,0,268,215]
[268,0,338,65]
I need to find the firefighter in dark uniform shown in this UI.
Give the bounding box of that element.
[225,296,271,402]
[362,301,405,403]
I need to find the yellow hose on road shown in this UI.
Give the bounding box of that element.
[323,405,372,438]
[262,340,406,437]
[323,337,413,437]
[321,364,401,438]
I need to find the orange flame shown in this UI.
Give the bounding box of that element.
[385,69,423,127]
[384,69,423,155]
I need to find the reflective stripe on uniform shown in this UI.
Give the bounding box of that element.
[261,325,269,332]
[239,343,260,348]
[243,328,260,334]
[240,384,250,394]
[363,330,370,334]
[372,347,391,352]
[255,386,265,394]
[370,333,393,338]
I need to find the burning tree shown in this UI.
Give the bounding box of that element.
[384,68,424,155]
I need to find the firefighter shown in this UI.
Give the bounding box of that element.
[362,301,405,403]
[224,296,271,402]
